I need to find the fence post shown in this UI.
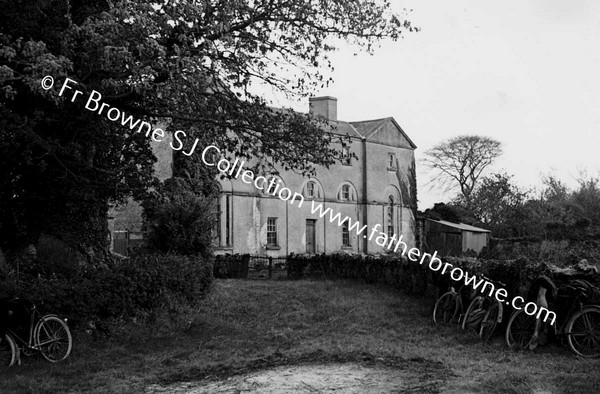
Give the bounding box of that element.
[268,256,273,279]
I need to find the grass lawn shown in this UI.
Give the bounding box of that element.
[1,279,600,393]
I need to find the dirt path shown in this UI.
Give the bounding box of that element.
[146,363,445,393]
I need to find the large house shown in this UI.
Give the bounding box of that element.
[109,96,418,256]
[213,96,417,256]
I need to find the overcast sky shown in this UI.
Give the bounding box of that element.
[269,0,600,210]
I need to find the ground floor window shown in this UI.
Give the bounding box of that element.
[214,193,233,247]
[267,217,278,246]
[342,221,351,246]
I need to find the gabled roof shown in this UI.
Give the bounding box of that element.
[349,117,389,137]
[349,117,417,149]
[428,219,491,233]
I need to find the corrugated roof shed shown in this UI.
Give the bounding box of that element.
[428,219,491,233]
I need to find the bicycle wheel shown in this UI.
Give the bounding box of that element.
[433,291,459,325]
[462,296,484,331]
[0,334,16,367]
[505,309,537,350]
[565,306,600,358]
[35,315,72,362]
[480,301,501,341]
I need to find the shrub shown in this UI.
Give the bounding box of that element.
[143,177,216,258]
[213,254,249,279]
[0,253,213,333]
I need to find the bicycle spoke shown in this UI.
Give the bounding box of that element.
[583,313,593,331]
[36,317,72,362]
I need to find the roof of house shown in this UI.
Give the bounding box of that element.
[428,219,492,233]
[327,121,364,138]
[349,117,417,149]
[275,100,417,149]
[349,117,389,137]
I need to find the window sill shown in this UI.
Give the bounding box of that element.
[266,245,281,250]
[341,246,353,250]
[387,167,397,171]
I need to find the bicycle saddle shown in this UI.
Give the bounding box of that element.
[565,279,600,303]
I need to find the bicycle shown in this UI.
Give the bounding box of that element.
[461,276,506,341]
[505,278,600,358]
[432,281,477,328]
[0,298,72,366]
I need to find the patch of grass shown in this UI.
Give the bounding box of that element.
[1,279,600,393]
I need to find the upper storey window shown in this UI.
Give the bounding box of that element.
[302,179,323,199]
[388,153,396,171]
[341,146,352,166]
[307,181,315,198]
[342,185,350,200]
[337,182,357,202]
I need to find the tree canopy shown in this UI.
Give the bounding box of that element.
[0,0,415,256]
[423,135,502,203]
[435,172,600,240]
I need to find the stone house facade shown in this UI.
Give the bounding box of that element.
[108,97,418,256]
[214,96,417,256]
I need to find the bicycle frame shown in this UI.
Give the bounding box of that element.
[7,303,47,352]
[556,295,586,338]
[2,299,73,365]
[531,291,587,341]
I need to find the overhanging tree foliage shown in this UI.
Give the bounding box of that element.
[0,0,416,257]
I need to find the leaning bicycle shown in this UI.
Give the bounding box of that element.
[1,297,72,366]
[432,281,476,327]
[505,278,600,358]
[462,276,506,341]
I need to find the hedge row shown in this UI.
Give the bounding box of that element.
[287,253,432,296]
[1,253,214,332]
[286,253,600,301]
[214,254,250,279]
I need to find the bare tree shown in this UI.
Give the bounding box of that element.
[423,135,502,202]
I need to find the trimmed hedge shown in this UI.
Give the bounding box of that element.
[286,252,600,302]
[0,253,213,332]
[287,253,431,296]
[214,254,250,279]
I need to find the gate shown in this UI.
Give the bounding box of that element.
[248,255,287,280]
[113,230,129,256]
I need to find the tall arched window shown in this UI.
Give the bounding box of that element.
[387,195,395,237]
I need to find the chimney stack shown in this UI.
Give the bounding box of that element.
[309,96,338,121]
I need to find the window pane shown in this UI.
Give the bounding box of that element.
[342,185,350,200]
[267,217,278,245]
[226,195,231,245]
[342,222,350,246]
[307,182,315,197]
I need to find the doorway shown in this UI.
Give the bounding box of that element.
[306,219,316,254]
